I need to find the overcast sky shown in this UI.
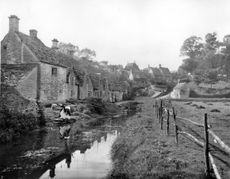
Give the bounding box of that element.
[1,0,230,71]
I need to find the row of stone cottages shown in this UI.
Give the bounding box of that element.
[0,15,126,104]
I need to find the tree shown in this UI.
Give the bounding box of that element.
[205,69,218,88]
[202,32,221,68]
[179,58,199,74]
[204,32,219,51]
[180,36,204,59]
[79,48,96,60]
[58,42,79,56]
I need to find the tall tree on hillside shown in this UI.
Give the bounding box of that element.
[180,36,203,73]
[221,35,230,79]
[79,48,96,60]
[58,42,79,56]
[180,36,203,58]
[205,32,219,51]
[202,32,221,69]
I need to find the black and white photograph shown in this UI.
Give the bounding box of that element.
[0,0,230,178]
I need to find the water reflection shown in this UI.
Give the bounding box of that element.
[40,130,117,179]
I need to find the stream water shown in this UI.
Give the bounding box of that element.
[0,119,123,179]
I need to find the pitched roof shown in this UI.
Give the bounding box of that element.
[151,67,162,77]
[14,32,85,85]
[159,67,171,76]
[124,62,140,72]
[16,32,81,68]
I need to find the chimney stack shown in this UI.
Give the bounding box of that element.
[9,15,20,32]
[52,39,59,49]
[30,29,38,39]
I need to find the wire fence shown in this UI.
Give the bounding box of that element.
[154,99,230,179]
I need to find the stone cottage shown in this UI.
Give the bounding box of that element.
[1,15,84,103]
[89,73,111,101]
[80,73,94,99]
[144,66,163,83]
[158,64,172,83]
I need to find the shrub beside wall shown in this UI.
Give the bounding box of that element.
[0,105,38,143]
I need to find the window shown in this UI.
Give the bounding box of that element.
[70,77,74,85]
[51,67,57,76]
[66,72,70,83]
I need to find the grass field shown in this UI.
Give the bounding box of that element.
[172,99,230,179]
[108,97,230,179]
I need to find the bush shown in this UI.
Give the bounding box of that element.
[189,90,230,98]
[0,106,38,143]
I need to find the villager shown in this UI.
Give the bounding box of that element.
[59,105,71,119]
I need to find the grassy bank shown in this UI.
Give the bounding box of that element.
[108,97,209,179]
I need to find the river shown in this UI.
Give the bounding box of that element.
[0,118,123,179]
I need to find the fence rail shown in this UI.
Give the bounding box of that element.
[154,99,230,179]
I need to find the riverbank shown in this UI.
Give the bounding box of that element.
[108,97,209,179]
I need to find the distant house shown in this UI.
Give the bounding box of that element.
[125,62,140,80]
[158,64,172,83]
[1,15,84,103]
[89,73,111,101]
[144,66,163,83]
[80,73,94,99]
[109,81,129,102]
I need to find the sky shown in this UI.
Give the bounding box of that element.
[1,0,230,71]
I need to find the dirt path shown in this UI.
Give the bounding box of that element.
[108,97,214,179]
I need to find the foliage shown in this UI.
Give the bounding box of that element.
[179,32,230,82]
[58,42,79,56]
[179,58,199,73]
[79,48,96,60]
[204,32,219,51]
[180,36,203,58]
[0,105,38,143]
[204,69,218,85]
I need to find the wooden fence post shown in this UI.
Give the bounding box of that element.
[204,113,210,177]
[160,100,163,129]
[173,107,178,144]
[155,101,157,116]
[156,102,158,119]
[158,106,161,124]
[166,109,169,135]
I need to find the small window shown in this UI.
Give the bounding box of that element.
[70,77,74,85]
[66,72,70,83]
[51,67,57,76]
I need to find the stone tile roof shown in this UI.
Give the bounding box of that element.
[159,67,171,76]
[15,32,85,85]
[16,32,81,68]
[124,62,140,72]
[151,67,162,77]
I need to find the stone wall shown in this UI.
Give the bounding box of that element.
[1,64,39,115]
[1,33,22,64]
[1,64,38,101]
[39,63,79,102]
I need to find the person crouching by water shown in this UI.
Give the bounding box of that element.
[59,124,71,140]
[59,104,71,120]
